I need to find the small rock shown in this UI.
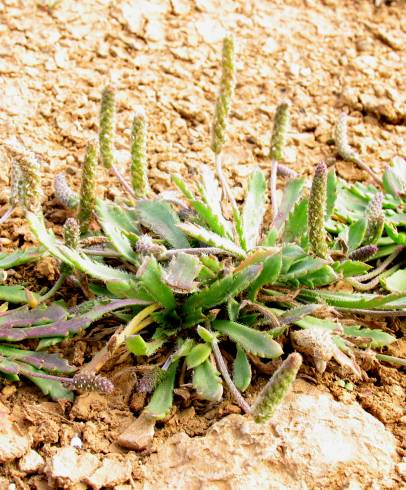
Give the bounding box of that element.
[84,455,133,489]
[0,403,31,463]
[117,412,156,450]
[46,447,99,487]
[19,449,44,474]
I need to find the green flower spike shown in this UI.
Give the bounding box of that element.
[61,217,80,275]
[9,159,24,207]
[131,107,149,198]
[99,86,116,169]
[364,192,384,245]
[5,143,42,215]
[251,352,302,423]
[270,102,290,162]
[78,143,98,233]
[211,35,236,155]
[308,161,329,259]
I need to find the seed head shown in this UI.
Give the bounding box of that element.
[363,192,384,245]
[54,173,79,209]
[348,244,378,261]
[99,86,116,169]
[270,102,290,161]
[131,107,149,198]
[70,373,114,393]
[63,218,80,249]
[211,35,236,155]
[78,143,98,233]
[335,113,360,164]
[5,143,42,214]
[251,353,302,423]
[308,161,329,259]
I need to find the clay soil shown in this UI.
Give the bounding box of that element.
[0,0,405,488]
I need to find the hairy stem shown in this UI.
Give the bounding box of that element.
[353,246,403,282]
[211,339,251,414]
[271,158,278,218]
[39,273,67,303]
[111,164,136,199]
[0,207,15,226]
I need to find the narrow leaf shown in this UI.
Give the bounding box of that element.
[241,170,267,249]
[144,360,179,419]
[186,343,212,369]
[233,346,251,392]
[212,320,283,358]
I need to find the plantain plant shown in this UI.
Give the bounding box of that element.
[0,36,405,434]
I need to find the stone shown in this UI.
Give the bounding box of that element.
[84,455,133,489]
[135,385,397,489]
[117,412,156,450]
[0,403,31,463]
[18,449,44,474]
[46,447,99,487]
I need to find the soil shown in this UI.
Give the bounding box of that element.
[0,0,405,488]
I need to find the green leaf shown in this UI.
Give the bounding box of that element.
[198,165,233,237]
[186,343,212,369]
[212,320,283,358]
[135,200,190,248]
[326,169,337,219]
[382,269,406,293]
[261,228,278,246]
[139,257,176,310]
[272,177,306,231]
[183,265,261,319]
[193,360,223,402]
[144,360,179,419]
[342,325,396,349]
[241,170,267,249]
[227,298,240,322]
[0,247,44,269]
[279,256,338,285]
[126,335,165,356]
[383,157,406,199]
[347,219,367,251]
[247,252,282,300]
[0,285,40,304]
[233,345,251,392]
[332,260,371,278]
[282,197,308,244]
[178,222,246,259]
[96,200,139,265]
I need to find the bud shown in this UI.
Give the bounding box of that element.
[308,161,329,259]
[348,244,378,261]
[131,107,149,198]
[211,35,236,155]
[363,192,384,245]
[78,143,97,233]
[70,373,114,393]
[251,353,302,423]
[137,367,165,393]
[54,173,79,209]
[270,102,290,161]
[99,86,116,169]
[5,143,42,214]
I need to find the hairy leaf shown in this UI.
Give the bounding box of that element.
[212,320,283,358]
[232,345,251,392]
[144,360,179,419]
[186,343,212,369]
[0,303,67,328]
[96,200,139,264]
[241,170,267,249]
[0,248,44,269]
[272,177,306,231]
[135,200,190,249]
[139,257,176,310]
[193,360,223,401]
[247,252,282,300]
[126,335,165,356]
[178,222,246,258]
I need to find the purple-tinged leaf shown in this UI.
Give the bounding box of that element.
[0,345,75,373]
[0,298,151,341]
[0,303,67,328]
